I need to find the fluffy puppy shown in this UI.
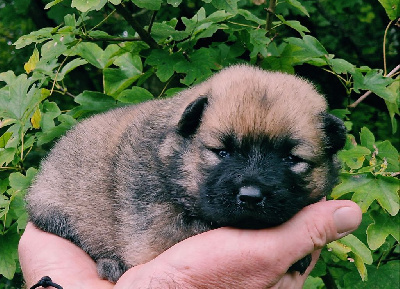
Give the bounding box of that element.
[26,65,346,282]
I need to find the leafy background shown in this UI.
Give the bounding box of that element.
[0,0,399,288]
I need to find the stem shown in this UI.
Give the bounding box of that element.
[265,0,277,35]
[348,64,400,108]
[90,9,116,32]
[113,3,159,49]
[383,20,394,76]
[321,270,339,289]
[20,130,24,162]
[148,11,157,33]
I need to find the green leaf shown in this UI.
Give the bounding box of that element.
[44,0,65,9]
[344,262,400,288]
[285,35,328,65]
[327,240,351,260]
[116,87,154,104]
[237,9,265,25]
[71,91,122,118]
[24,47,39,74]
[9,168,37,192]
[132,0,162,10]
[378,0,400,20]
[146,49,185,82]
[0,71,16,84]
[13,27,54,49]
[260,43,296,74]
[0,73,38,121]
[104,53,143,97]
[367,210,399,250]
[326,58,355,74]
[30,106,41,129]
[70,42,104,68]
[173,48,219,85]
[339,234,373,280]
[57,58,88,81]
[303,276,325,289]
[71,0,106,12]
[39,101,61,130]
[36,114,77,146]
[0,132,12,148]
[385,79,399,133]
[0,228,20,279]
[330,109,350,119]
[352,69,395,102]
[39,34,73,62]
[286,0,310,17]
[210,0,239,14]
[359,127,375,151]
[0,148,17,167]
[333,174,399,215]
[167,0,182,7]
[206,10,233,23]
[276,15,309,37]
[71,42,121,69]
[337,145,371,170]
[248,29,270,59]
[151,22,189,43]
[64,14,77,27]
[375,140,399,171]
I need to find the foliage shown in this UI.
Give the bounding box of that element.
[0,0,399,288]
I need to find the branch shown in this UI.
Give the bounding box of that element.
[265,0,277,35]
[78,35,142,42]
[113,3,159,49]
[348,64,400,108]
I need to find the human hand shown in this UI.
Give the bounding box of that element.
[19,200,362,289]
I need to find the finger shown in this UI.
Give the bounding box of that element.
[19,223,113,289]
[273,200,362,272]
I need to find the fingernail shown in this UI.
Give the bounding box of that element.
[333,206,361,235]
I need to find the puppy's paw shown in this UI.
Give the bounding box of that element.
[97,257,129,283]
[288,254,312,275]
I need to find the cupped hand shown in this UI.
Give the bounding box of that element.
[19,200,362,289]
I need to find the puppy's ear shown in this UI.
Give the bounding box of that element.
[322,113,347,155]
[177,96,208,138]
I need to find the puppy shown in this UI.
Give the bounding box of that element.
[26,65,346,282]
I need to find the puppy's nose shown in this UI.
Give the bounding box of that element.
[237,186,263,206]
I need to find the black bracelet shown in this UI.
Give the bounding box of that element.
[30,276,63,289]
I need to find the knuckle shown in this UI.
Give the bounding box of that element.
[305,218,332,250]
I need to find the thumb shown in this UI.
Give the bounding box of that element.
[115,200,362,289]
[276,200,362,270]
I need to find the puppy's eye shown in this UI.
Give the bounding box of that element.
[283,154,302,163]
[210,148,230,158]
[218,150,230,158]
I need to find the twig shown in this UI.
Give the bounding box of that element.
[383,20,394,76]
[113,3,159,49]
[89,9,116,32]
[348,64,400,108]
[148,11,158,33]
[265,0,277,35]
